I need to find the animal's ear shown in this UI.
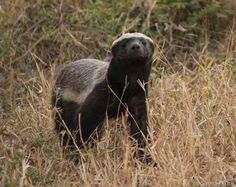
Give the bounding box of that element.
[149,40,155,54]
[111,43,118,57]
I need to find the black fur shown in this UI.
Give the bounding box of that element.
[52,33,155,162]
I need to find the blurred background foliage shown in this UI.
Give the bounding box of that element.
[0,0,235,68]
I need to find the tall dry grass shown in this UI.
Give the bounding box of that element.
[0,0,236,186]
[1,49,236,186]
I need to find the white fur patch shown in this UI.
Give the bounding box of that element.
[112,32,153,47]
[59,62,107,105]
[60,88,90,105]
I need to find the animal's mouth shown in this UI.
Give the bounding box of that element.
[127,52,148,61]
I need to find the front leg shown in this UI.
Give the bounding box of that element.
[127,92,150,159]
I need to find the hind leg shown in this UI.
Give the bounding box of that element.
[52,94,81,147]
[73,85,108,146]
[52,97,86,163]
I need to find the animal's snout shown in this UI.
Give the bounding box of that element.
[131,43,141,51]
[126,39,147,61]
[130,42,141,52]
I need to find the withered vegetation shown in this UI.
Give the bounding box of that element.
[0,0,236,186]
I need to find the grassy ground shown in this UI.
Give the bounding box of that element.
[0,0,236,186]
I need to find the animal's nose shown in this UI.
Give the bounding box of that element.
[130,43,141,51]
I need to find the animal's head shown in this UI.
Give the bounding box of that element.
[111,33,154,64]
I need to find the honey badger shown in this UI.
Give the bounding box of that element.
[52,33,155,161]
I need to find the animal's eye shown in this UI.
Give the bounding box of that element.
[142,41,147,45]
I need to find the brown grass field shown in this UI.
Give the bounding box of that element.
[0,0,236,186]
